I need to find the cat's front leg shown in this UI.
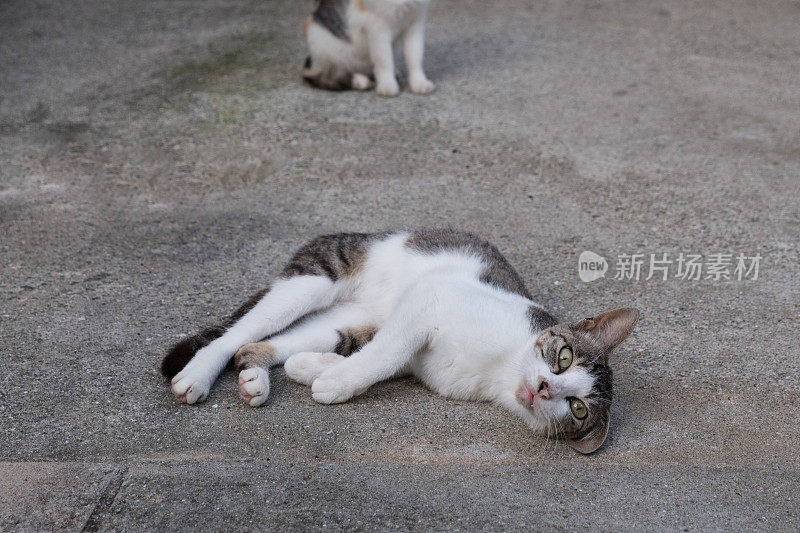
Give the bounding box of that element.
[402,14,434,94]
[367,23,399,96]
[310,358,372,404]
[311,292,433,403]
[234,342,277,407]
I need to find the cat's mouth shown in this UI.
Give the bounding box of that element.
[516,381,550,409]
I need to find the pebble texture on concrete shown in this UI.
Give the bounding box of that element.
[1,0,798,530]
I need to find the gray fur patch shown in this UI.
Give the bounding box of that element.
[528,305,558,332]
[282,232,387,281]
[335,326,378,355]
[313,0,351,42]
[234,341,277,371]
[406,228,532,298]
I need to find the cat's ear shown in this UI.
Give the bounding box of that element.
[573,308,639,355]
[567,411,610,455]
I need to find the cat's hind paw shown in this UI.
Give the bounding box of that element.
[352,73,373,91]
[171,373,210,404]
[284,352,345,386]
[238,366,269,407]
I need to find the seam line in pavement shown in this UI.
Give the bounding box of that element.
[81,466,128,532]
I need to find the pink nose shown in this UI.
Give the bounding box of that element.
[535,376,551,400]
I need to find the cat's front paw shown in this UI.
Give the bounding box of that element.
[171,372,210,404]
[238,366,269,407]
[409,75,435,95]
[311,372,358,404]
[375,78,400,97]
[285,352,345,386]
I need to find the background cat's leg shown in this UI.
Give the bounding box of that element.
[402,12,434,94]
[233,305,371,406]
[170,275,337,404]
[367,23,399,96]
[311,286,435,404]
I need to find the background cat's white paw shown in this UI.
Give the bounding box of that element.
[238,366,269,407]
[311,374,356,404]
[171,372,210,404]
[285,352,345,386]
[375,78,400,97]
[409,76,435,95]
[352,73,372,91]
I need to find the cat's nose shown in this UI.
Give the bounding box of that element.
[536,376,551,399]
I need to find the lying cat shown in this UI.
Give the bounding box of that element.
[162,229,639,454]
[302,0,435,96]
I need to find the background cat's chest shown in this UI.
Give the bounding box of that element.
[364,0,428,31]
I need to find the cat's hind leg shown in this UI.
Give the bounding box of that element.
[351,72,373,91]
[167,274,337,404]
[234,305,373,406]
[284,323,377,386]
[303,14,357,91]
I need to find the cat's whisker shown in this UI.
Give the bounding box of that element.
[544,413,552,449]
[553,416,565,445]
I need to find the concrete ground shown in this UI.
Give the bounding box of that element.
[1,0,799,530]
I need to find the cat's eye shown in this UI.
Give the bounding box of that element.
[569,398,588,420]
[557,346,573,370]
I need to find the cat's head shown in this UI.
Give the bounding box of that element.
[516,308,639,454]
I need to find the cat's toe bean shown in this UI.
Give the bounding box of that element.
[238,366,269,407]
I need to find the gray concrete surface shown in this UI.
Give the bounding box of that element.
[1,0,799,530]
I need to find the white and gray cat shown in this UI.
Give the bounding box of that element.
[302,0,435,96]
[162,229,639,454]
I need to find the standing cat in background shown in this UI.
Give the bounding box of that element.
[162,229,640,454]
[302,0,435,96]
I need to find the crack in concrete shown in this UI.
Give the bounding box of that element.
[81,466,128,532]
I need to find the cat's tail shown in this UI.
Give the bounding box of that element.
[160,288,268,380]
[160,325,225,380]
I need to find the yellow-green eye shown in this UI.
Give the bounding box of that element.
[557,346,573,370]
[569,398,588,419]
